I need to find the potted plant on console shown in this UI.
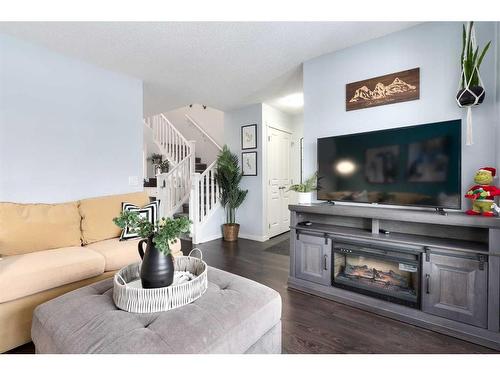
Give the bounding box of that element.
[113,212,191,288]
[289,173,317,204]
[215,145,248,241]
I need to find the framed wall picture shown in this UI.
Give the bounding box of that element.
[346,68,420,111]
[242,151,257,176]
[241,124,257,149]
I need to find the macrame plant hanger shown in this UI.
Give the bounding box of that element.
[456,22,485,146]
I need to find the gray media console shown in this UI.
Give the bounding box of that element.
[288,203,500,350]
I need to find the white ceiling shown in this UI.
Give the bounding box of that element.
[0,22,419,115]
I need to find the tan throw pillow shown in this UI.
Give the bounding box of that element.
[79,192,150,245]
[0,201,82,256]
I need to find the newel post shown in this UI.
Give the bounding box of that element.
[190,172,201,243]
[189,141,196,175]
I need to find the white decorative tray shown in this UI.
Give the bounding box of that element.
[113,249,208,313]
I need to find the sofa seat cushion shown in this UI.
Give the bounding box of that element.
[31,267,282,353]
[0,247,105,303]
[85,238,183,272]
[78,192,150,245]
[85,238,141,272]
[0,201,81,256]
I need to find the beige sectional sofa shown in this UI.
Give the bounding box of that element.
[0,191,182,353]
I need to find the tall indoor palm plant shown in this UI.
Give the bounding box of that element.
[215,145,248,241]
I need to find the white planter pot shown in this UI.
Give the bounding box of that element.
[297,192,312,205]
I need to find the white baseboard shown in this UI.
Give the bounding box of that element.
[238,233,270,242]
[193,232,271,243]
[192,233,222,244]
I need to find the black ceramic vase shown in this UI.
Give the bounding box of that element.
[138,236,174,289]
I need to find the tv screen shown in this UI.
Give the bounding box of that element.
[317,120,462,209]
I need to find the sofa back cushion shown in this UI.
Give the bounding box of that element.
[79,192,150,245]
[0,202,82,256]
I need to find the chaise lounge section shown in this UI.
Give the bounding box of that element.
[0,191,182,353]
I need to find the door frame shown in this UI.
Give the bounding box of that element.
[265,123,293,238]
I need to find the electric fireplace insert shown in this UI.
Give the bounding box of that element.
[333,240,421,308]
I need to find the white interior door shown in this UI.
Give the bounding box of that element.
[267,127,291,237]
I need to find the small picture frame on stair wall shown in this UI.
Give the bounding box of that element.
[242,152,257,176]
[241,124,257,149]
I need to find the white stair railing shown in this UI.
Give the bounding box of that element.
[144,111,223,242]
[185,114,222,150]
[144,113,195,218]
[145,113,191,166]
[157,147,195,218]
[191,161,220,223]
[184,115,223,240]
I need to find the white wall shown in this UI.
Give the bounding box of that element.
[224,104,265,240]
[0,33,143,203]
[143,125,162,179]
[163,104,224,164]
[223,103,305,240]
[303,22,499,209]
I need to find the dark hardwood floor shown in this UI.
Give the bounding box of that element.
[8,233,498,354]
[191,233,497,354]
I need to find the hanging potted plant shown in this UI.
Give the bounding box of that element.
[113,212,191,288]
[456,22,491,106]
[215,145,248,241]
[288,173,317,204]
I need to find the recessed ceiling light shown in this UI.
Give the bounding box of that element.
[278,93,304,108]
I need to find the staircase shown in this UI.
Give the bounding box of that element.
[144,113,223,244]
[173,156,207,220]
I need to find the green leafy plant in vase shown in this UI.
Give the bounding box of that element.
[215,145,248,241]
[113,211,191,288]
[288,173,317,204]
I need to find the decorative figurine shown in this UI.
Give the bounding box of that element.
[465,167,500,216]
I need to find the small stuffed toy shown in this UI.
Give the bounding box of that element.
[465,167,500,216]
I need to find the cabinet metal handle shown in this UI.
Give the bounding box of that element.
[324,254,328,271]
[425,274,431,294]
[478,255,486,271]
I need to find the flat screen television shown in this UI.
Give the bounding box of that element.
[317,120,462,209]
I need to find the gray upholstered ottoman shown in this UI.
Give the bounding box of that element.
[31,267,282,354]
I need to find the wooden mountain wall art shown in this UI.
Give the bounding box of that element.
[346,68,420,111]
